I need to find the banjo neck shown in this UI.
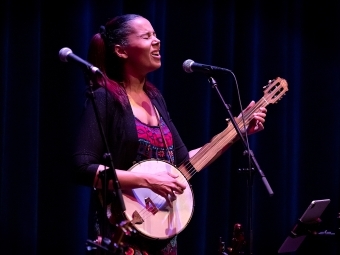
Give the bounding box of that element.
[178,77,288,180]
[178,123,236,179]
[178,116,247,180]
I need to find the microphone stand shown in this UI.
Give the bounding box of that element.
[85,72,126,254]
[206,76,274,255]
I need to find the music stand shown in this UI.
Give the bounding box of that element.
[278,199,331,253]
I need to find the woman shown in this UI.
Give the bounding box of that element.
[73,14,267,255]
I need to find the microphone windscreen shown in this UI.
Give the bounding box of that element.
[182,59,194,73]
[59,47,72,62]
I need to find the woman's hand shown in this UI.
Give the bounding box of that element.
[238,100,267,135]
[146,171,186,207]
[97,168,186,207]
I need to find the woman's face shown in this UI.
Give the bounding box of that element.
[120,17,161,76]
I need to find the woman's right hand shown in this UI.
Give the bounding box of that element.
[146,171,186,206]
[97,167,187,207]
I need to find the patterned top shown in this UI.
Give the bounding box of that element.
[135,117,174,164]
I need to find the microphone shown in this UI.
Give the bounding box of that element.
[59,47,102,74]
[182,59,231,74]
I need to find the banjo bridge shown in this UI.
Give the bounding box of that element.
[145,197,159,215]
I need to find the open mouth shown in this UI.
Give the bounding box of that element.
[151,51,160,57]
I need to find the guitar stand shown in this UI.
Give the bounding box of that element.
[219,223,246,255]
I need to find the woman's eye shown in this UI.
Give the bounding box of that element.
[141,33,156,39]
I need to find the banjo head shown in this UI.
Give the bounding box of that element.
[122,159,194,240]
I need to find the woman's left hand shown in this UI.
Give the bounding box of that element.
[238,100,267,135]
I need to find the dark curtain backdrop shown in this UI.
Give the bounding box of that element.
[1,0,339,254]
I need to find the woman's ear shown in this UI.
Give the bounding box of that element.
[114,45,128,59]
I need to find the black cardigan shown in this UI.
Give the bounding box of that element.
[72,87,189,187]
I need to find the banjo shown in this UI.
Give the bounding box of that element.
[121,77,288,240]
